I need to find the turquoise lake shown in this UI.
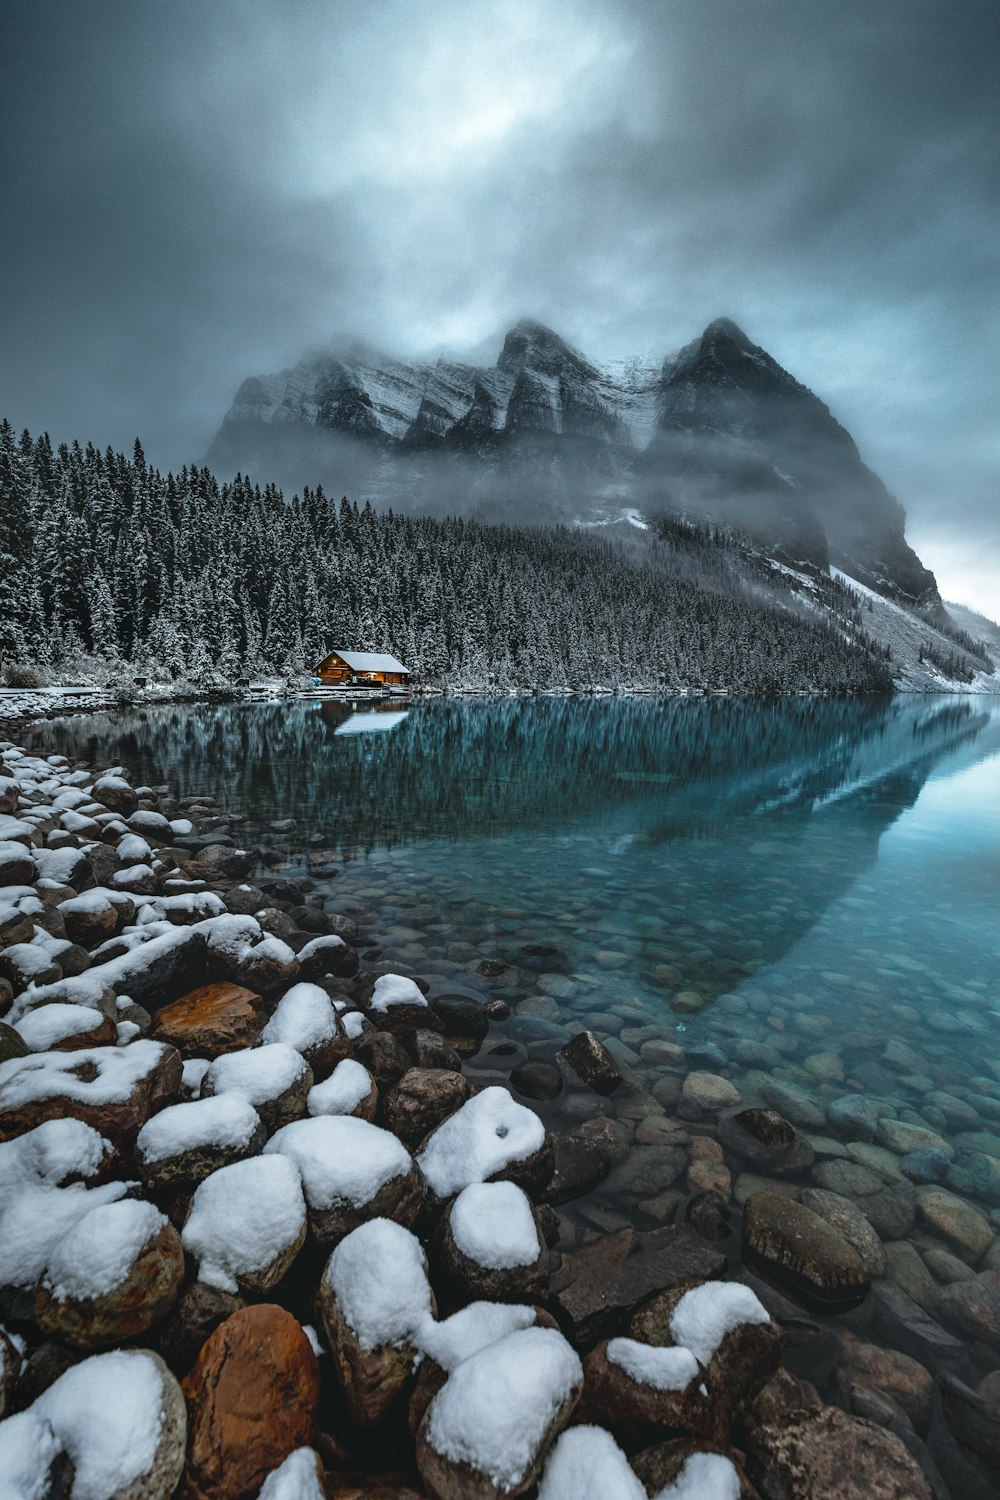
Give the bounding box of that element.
[26,693,1000,1375]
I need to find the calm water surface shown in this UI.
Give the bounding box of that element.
[27,695,1000,1370]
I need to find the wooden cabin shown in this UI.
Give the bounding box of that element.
[314,649,411,687]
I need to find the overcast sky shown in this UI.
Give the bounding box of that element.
[2,0,997,613]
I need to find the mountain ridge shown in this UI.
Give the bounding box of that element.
[208,316,940,611]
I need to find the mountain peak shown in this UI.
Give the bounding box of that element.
[702,317,754,348]
[497,319,594,378]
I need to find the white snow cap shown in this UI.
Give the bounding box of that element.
[0,1410,64,1500]
[182,1154,305,1293]
[265,1115,412,1211]
[538,1426,645,1500]
[424,1326,583,1489]
[607,1339,701,1392]
[203,1042,309,1107]
[0,1117,111,1190]
[13,1004,107,1052]
[417,1302,538,1374]
[449,1181,540,1270]
[32,1350,177,1500]
[41,1198,167,1301]
[136,1093,262,1165]
[653,1452,742,1500]
[258,1447,325,1500]
[324,1219,432,1352]
[0,1040,173,1108]
[368,973,427,1014]
[417,1086,545,1198]
[341,1009,366,1040]
[2,1180,131,1290]
[668,1282,771,1365]
[262,982,339,1052]
[307,1058,373,1117]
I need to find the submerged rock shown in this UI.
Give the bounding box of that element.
[742,1191,870,1312]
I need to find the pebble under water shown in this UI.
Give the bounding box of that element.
[29,693,1000,1391]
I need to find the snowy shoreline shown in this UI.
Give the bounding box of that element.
[0,732,977,1498]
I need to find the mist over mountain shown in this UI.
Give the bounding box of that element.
[209,316,940,611]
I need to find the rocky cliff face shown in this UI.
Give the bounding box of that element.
[208,317,939,607]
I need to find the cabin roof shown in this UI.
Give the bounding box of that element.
[322,650,410,674]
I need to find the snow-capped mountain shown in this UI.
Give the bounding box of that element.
[208,317,939,609]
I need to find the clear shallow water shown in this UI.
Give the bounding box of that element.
[26,695,1000,1364]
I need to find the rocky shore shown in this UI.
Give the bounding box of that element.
[1,735,998,1499]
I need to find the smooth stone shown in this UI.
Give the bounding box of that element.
[878,1119,954,1159]
[871,1283,967,1373]
[743,1192,870,1313]
[937,1270,1000,1348]
[760,1079,826,1130]
[680,1071,740,1114]
[827,1095,879,1143]
[799,1188,886,1279]
[884,1241,941,1313]
[900,1148,952,1185]
[916,1186,993,1262]
[745,1403,933,1500]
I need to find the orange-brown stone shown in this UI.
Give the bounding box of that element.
[152,982,266,1059]
[181,1304,320,1499]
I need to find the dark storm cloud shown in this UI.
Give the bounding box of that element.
[1,0,997,609]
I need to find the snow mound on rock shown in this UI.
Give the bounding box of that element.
[203,1042,309,1106]
[265,1115,410,1209]
[42,1197,166,1301]
[369,973,427,1014]
[33,1350,181,1500]
[417,1302,539,1374]
[607,1339,700,1391]
[2,1179,131,1290]
[136,1094,262,1163]
[0,1118,111,1190]
[449,1181,540,1269]
[262,982,339,1051]
[538,1425,645,1500]
[656,1452,742,1500]
[324,1218,432,1352]
[424,1326,582,1489]
[182,1154,305,1293]
[258,1446,325,1500]
[0,1410,64,1500]
[417,1086,545,1198]
[307,1058,373,1117]
[668,1281,771,1365]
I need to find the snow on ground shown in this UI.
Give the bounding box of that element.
[181,1154,306,1293]
[264,1116,411,1210]
[606,1339,701,1391]
[537,1425,645,1500]
[324,1219,432,1352]
[449,1181,540,1269]
[668,1282,771,1365]
[423,1326,583,1490]
[417,1087,546,1198]
[41,1198,166,1301]
[307,1058,374,1117]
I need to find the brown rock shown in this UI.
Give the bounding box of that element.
[181,1305,320,1499]
[382,1067,470,1148]
[746,1403,933,1499]
[632,1440,759,1499]
[550,1224,726,1347]
[798,1187,886,1278]
[561,1029,622,1095]
[836,1332,933,1428]
[432,1183,547,1308]
[151,982,266,1059]
[743,1191,871,1312]
[915,1185,993,1262]
[718,1107,815,1177]
[59,894,120,947]
[578,1337,718,1444]
[0,1039,182,1147]
[156,1283,245,1377]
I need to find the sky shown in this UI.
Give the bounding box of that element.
[1,0,997,615]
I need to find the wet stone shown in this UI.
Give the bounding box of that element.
[743,1191,871,1313]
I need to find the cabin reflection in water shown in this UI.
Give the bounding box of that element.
[317,701,410,735]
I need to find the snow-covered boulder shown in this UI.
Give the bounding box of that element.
[306,1057,377,1122]
[201,1042,313,1131]
[538,1426,645,1500]
[319,1218,435,1429]
[32,1349,187,1500]
[416,1086,552,1200]
[14,1002,116,1053]
[265,1115,422,1246]
[416,1326,583,1500]
[0,1039,182,1147]
[357,972,435,1034]
[578,1337,714,1444]
[182,1154,307,1294]
[258,1446,326,1500]
[434,1180,547,1305]
[135,1093,265,1190]
[262,982,349,1076]
[34,1197,184,1349]
[409,1302,546,1437]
